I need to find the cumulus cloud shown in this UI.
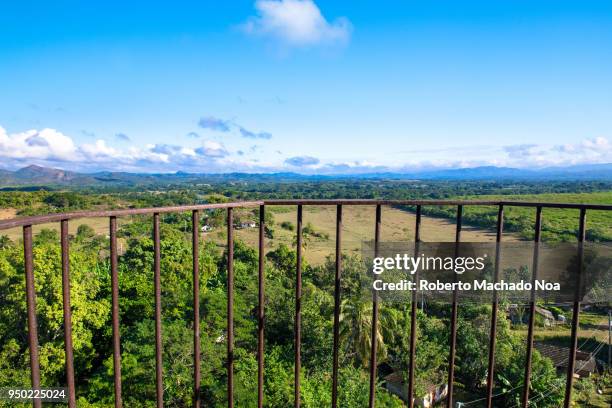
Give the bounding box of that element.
[0,126,77,161]
[242,0,352,47]
[198,116,232,132]
[195,140,230,158]
[0,125,610,174]
[81,140,118,159]
[285,155,320,166]
[239,127,272,139]
[186,131,200,138]
[503,137,611,166]
[0,125,236,172]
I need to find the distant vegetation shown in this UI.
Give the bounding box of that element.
[1,180,610,242]
[408,192,612,242]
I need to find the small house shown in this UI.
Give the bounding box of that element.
[535,342,597,378]
[236,221,257,229]
[507,304,556,326]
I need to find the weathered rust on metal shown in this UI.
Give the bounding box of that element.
[258,205,265,408]
[227,208,235,408]
[0,201,264,230]
[407,205,421,408]
[153,213,164,408]
[23,225,42,408]
[110,216,123,408]
[295,205,303,408]
[192,210,201,408]
[331,204,342,408]
[522,206,543,407]
[368,204,382,408]
[264,199,612,210]
[264,199,501,206]
[3,200,610,231]
[485,205,504,408]
[446,205,463,408]
[61,220,77,408]
[563,208,587,408]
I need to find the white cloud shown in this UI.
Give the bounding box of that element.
[195,140,230,158]
[0,126,236,172]
[0,125,610,174]
[81,140,118,158]
[242,0,352,47]
[504,137,612,166]
[0,126,77,161]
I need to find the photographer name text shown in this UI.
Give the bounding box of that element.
[372,279,561,292]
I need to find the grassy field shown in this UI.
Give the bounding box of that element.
[206,205,521,264]
[425,192,612,242]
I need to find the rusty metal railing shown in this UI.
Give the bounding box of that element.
[0,199,610,408]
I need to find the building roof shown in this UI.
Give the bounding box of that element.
[534,342,596,374]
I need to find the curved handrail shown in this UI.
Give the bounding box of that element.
[0,201,263,230]
[1,198,610,230]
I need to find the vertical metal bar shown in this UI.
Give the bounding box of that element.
[485,205,504,408]
[407,205,421,408]
[192,211,201,408]
[522,206,542,407]
[294,205,303,408]
[227,208,235,408]
[563,208,586,408]
[331,204,343,408]
[258,205,265,408]
[153,213,164,408]
[446,205,462,408]
[368,204,382,408]
[23,225,41,408]
[110,217,122,408]
[61,220,76,408]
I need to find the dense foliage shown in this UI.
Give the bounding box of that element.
[0,219,572,407]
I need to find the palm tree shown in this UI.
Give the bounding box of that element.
[339,297,399,367]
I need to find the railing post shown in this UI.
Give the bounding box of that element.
[563,208,587,407]
[295,205,303,408]
[258,205,266,408]
[407,205,421,408]
[23,225,41,408]
[331,204,342,408]
[192,210,201,408]
[110,216,122,408]
[153,213,164,408]
[227,207,235,408]
[368,204,382,408]
[522,206,542,407]
[485,205,503,407]
[61,220,76,408]
[446,205,462,408]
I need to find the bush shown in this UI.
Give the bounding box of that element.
[280,221,294,231]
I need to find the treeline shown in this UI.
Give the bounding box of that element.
[1,181,610,242]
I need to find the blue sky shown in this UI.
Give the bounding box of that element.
[1,0,611,173]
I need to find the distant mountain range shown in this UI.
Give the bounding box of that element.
[0,163,610,188]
